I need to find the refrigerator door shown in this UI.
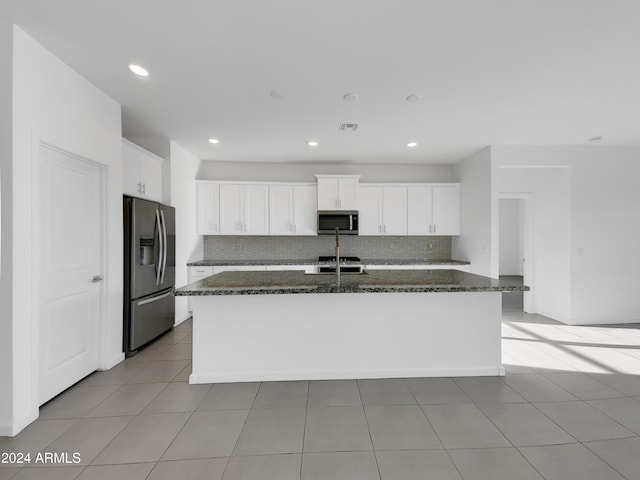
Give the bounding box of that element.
[126,289,175,353]
[158,205,175,290]
[128,197,163,299]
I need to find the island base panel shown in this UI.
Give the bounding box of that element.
[189,291,504,383]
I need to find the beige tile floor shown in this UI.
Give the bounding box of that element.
[1,300,640,479]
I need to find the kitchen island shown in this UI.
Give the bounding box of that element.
[176,269,528,384]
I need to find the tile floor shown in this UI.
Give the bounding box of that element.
[2,305,640,479]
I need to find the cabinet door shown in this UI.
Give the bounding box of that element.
[244,184,269,235]
[317,178,339,210]
[358,186,382,235]
[407,186,433,235]
[293,185,318,235]
[196,183,220,234]
[122,142,142,197]
[219,184,244,234]
[269,185,294,235]
[139,154,163,202]
[382,186,407,235]
[337,177,359,210]
[432,185,460,235]
[265,265,314,273]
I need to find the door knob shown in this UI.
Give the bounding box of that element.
[91,275,103,283]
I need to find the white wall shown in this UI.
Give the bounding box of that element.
[493,161,572,322]
[168,141,202,324]
[452,147,493,277]
[568,148,640,323]
[499,199,523,275]
[493,145,640,325]
[0,15,14,435]
[198,160,455,183]
[4,27,122,436]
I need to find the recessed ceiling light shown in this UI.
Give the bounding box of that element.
[270,90,284,99]
[307,140,319,147]
[406,94,421,103]
[407,142,418,148]
[208,138,220,144]
[343,93,359,102]
[128,64,149,77]
[589,136,603,142]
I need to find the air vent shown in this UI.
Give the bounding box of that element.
[338,123,359,132]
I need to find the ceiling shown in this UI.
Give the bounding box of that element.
[1,0,639,164]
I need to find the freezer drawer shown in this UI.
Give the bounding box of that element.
[125,290,174,355]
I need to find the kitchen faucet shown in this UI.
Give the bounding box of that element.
[335,227,340,287]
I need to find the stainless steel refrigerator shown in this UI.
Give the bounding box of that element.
[123,196,175,356]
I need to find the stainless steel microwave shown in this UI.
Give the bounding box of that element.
[317,210,359,235]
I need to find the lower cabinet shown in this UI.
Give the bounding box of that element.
[365,264,470,272]
[187,266,213,312]
[264,265,315,273]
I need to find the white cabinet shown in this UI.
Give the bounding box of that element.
[365,264,470,271]
[196,183,220,235]
[365,265,411,270]
[219,184,269,235]
[187,266,214,312]
[414,264,470,272]
[265,265,315,273]
[432,185,460,235]
[269,184,318,235]
[213,265,266,274]
[316,175,360,210]
[122,139,163,202]
[407,185,460,235]
[359,185,407,235]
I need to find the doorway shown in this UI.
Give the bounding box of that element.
[499,194,533,313]
[36,143,104,405]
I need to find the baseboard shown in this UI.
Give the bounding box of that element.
[189,366,505,384]
[99,352,125,371]
[173,314,191,327]
[0,410,38,437]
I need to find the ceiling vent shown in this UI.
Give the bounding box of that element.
[338,123,359,132]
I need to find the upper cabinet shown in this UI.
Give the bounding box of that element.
[196,183,220,235]
[359,185,407,235]
[195,178,459,237]
[316,175,360,210]
[122,139,163,202]
[219,183,269,235]
[407,185,460,235]
[269,184,318,236]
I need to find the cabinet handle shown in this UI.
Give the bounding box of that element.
[433,224,436,234]
[137,182,142,194]
[384,224,387,233]
[142,182,146,195]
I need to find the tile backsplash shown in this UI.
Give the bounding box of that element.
[203,235,452,260]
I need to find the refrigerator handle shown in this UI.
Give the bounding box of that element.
[137,290,172,305]
[155,209,163,286]
[160,209,168,284]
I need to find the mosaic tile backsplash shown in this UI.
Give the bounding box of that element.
[203,235,452,261]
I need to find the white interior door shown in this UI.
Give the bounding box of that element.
[39,145,102,405]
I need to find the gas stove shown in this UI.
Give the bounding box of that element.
[318,256,361,262]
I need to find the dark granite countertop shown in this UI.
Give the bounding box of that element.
[187,258,470,267]
[176,269,528,296]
